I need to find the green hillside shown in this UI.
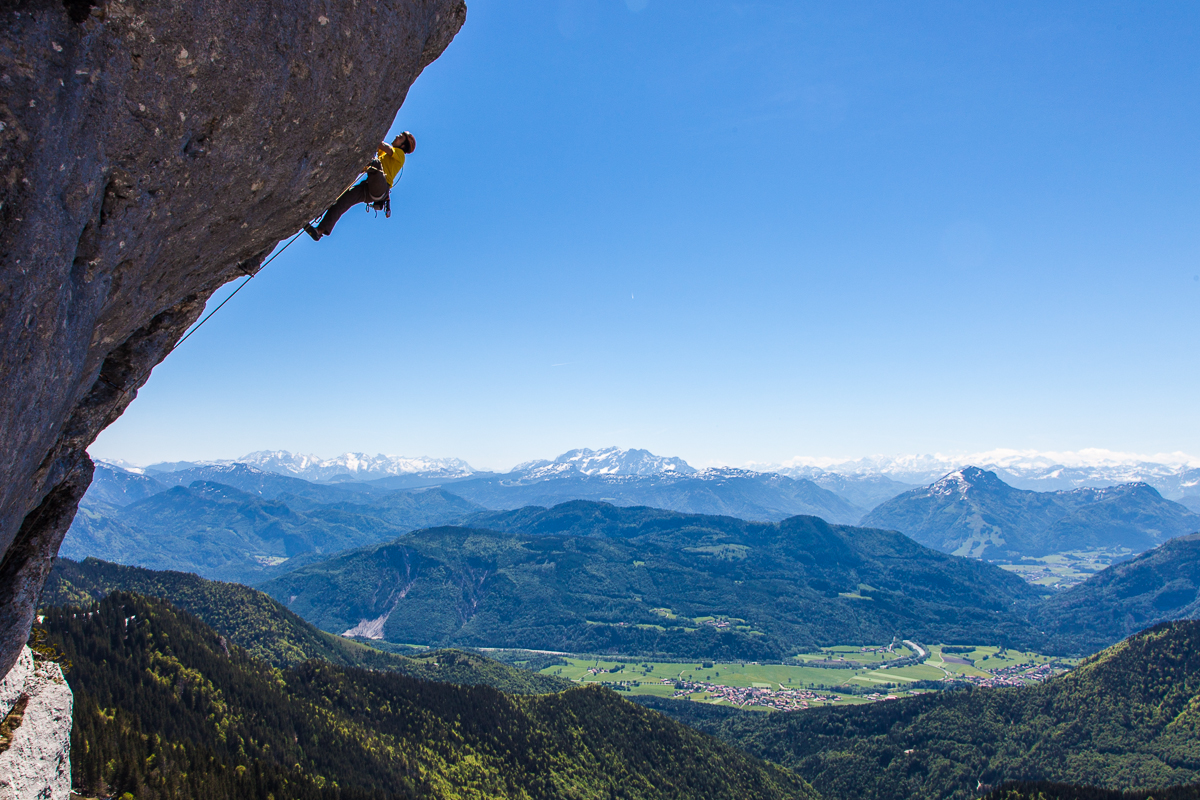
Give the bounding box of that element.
[44,592,817,800]
[1036,534,1200,654]
[261,502,1045,658]
[981,782,1200,800]
[41,557,568,694]
[688,621,1200,800]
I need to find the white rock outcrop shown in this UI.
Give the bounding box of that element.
[0,646,72,800]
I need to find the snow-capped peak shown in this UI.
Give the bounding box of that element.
[94,458,147,475]
[514,447,696,477]
[236,451,476,481]
[927,467,996,497]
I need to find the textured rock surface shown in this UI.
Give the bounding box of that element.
[0,0,466,677]
[0,647,73,800]
[0,648,33,718]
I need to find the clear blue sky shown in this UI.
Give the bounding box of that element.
[94,0,1200,471]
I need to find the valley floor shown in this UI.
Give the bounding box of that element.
[995,547,1136,591]
[521,641,1077,711]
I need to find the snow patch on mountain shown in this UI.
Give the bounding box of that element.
[929,469,974,498]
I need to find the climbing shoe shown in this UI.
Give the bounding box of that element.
[303,223,323,241]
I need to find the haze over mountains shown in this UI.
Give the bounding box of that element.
[64,473,481,583]
[116,445,1200,507]
[142,450,477,484]
[134,447,877,523]
[863,467,1200,560]
[68,448,1200,587]
[773,449,1200,502]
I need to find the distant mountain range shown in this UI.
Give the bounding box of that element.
[67,461,1200,660]
[862,467,1200,560]
[773,449,1200,501]
[439,466,864,524]
[143,449,476,483]
[115,445,1200,511]
[129,447,885,520]
[63,464,481,583]
[138,446,876,510]
[69,454,1200,585]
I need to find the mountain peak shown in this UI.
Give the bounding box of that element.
[517,447,696,477]
[929,466,1007,497]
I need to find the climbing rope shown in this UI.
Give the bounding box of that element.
[100,227,307,398]
[170,228,303,352]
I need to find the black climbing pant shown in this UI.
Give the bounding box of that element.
[315,167,389,236]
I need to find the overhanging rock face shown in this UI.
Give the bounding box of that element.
[0,0,466,677]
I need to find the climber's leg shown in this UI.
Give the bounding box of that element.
[314,180,370,237]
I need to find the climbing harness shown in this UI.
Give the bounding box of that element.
[363,161,400,219]
[99,228,306,398]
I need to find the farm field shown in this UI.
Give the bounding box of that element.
[535,642,1078,711]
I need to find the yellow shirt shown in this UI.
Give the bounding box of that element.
[377,144,406,187]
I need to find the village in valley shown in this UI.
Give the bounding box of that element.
[539,640,1077,711]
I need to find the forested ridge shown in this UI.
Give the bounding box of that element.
[262,502,1045,658]
[682,621,1200,800]
[41,557,569,694]
[43,592,817,800]
[982,782,1200,800]
[1032,533,1200,654]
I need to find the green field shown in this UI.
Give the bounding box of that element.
[996,547,1134,590]
[535,642,1078,711]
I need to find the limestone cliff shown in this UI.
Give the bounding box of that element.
[0,647,73,800]
[0,0,466,677]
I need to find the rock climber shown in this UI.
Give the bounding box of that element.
[304,131,415,240]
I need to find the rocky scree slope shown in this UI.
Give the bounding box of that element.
[0,0,465,677]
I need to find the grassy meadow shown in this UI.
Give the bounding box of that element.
[534,642,1078,710]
